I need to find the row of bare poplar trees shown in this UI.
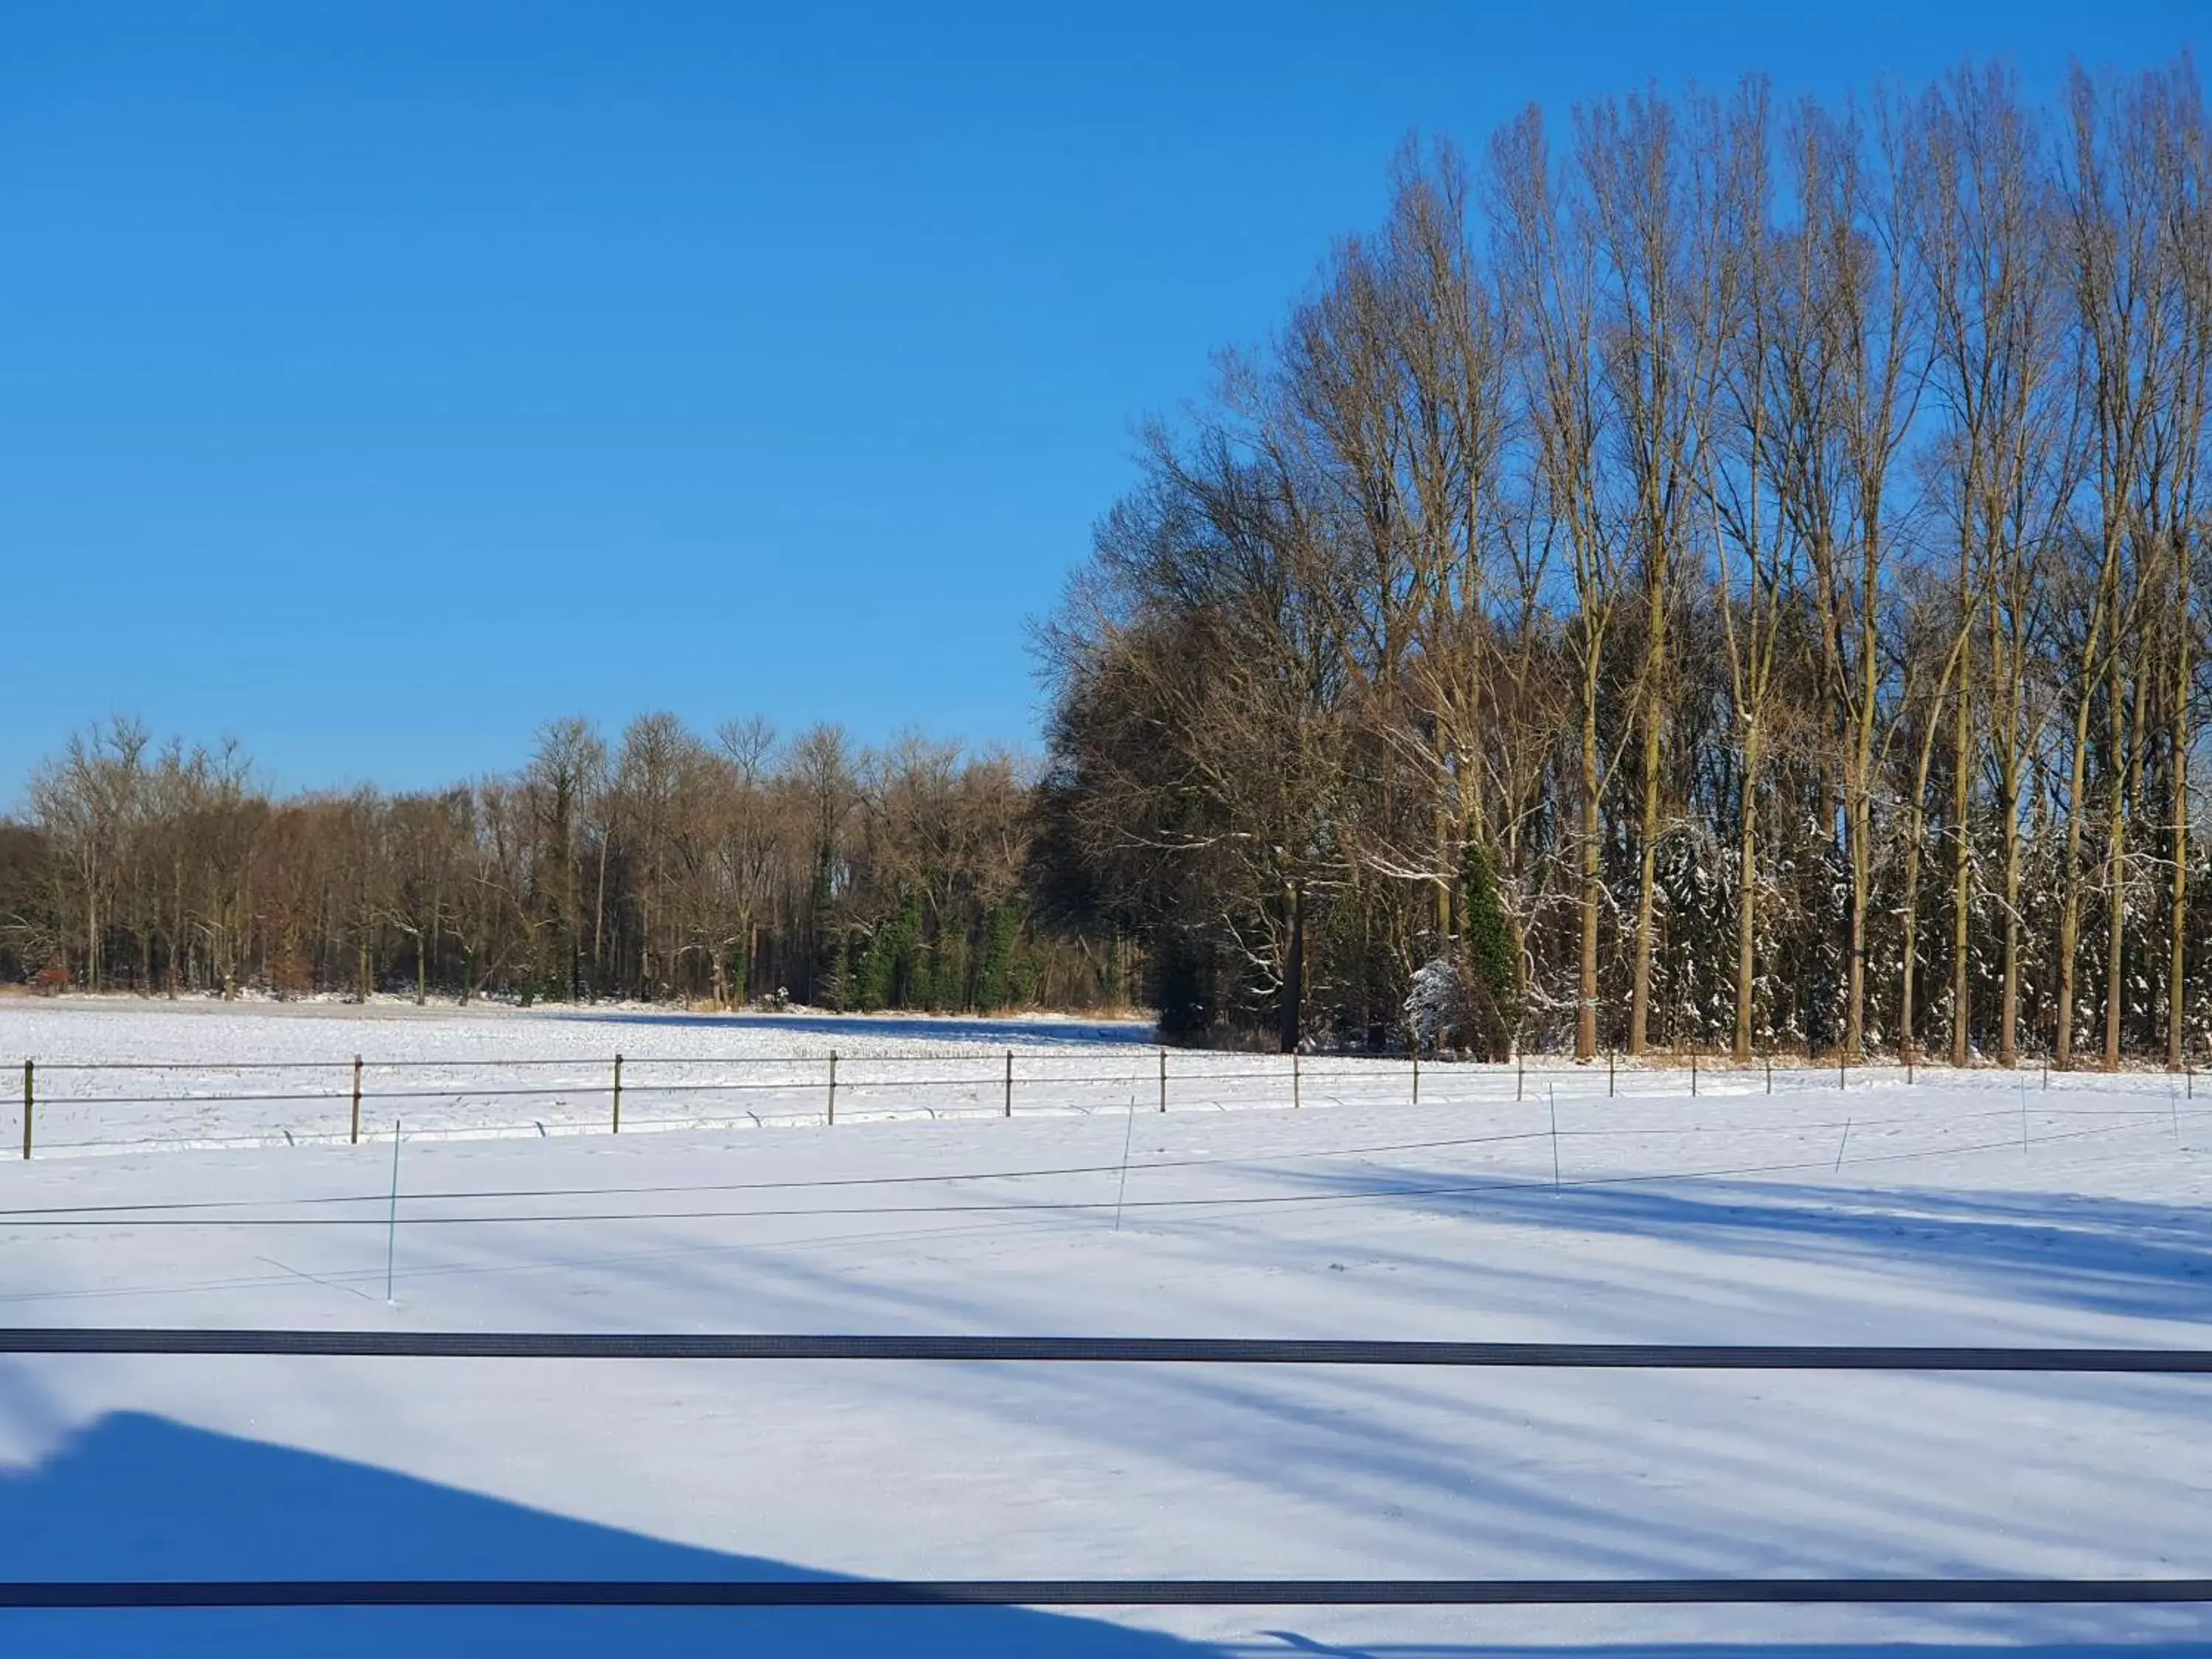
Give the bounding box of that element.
[1040,59,2212,1064]
[2,714,1127,1013]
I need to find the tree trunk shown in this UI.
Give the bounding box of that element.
[1997,601,2023,1067]
[1628,598,1668,1057]
[1629,717,1661,1057]
[1845,531,1880,1060]
[1950,667,1973,1067]
[2104,664,2146,1067]
[1733,737,1759,1065]
[169,866,184,1000]
[1999,762,2021,1068]
[1578,678,1601,1062]
[1846,789,1869,1060]
[592,833,609,1001]
[2056,689,2096,1068]
[1899,808,1924,1064]
[2171,560,2192,1069]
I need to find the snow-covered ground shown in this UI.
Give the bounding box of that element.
[1,999,2209,1656]
[1,996,1174,1152]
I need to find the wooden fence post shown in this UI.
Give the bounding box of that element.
[612,1054,623,1134]
[827,1051,838,1125]
[1292,1050,1301,1109]
[1691,1048,1698,1098]
[1517,1051,1524,1102]
[350,1055,363,1146]
[1158,1048,1166,1113]
[1608,1047,1615,1099]
[1411,1046,1419,1106]
[1004,1050,1013,1119]
[20,1059,29,1161]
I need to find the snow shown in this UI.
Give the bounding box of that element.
[1,998,2209,1655]
[1,997,1172,1152]
[1403,953,1464,1050]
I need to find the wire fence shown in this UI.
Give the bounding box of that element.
[7,1330,2211,1367]
[4,1577,2208,1607]
[3,1046,2206,1158]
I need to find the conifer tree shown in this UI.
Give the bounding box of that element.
[1460,841,1518,1059]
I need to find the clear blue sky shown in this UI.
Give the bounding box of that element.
[1,1,2200,804]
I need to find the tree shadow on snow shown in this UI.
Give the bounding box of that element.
[0,1410,1220,1658]
[1241,1643,2211,1658]
[543,1009,1154,1048]
[1274,1169,2212,1326]
[5,1416,2202,1659]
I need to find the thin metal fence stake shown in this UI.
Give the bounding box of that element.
[384,1120,403,1304]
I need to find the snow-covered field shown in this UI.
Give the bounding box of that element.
[1,998,2209,1656]
[1,996,1180,1152]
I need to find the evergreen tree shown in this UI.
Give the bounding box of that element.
[1460,841,1518,1059]
[977,900,1022,1011]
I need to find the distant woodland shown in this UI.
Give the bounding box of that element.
[0,717,1123,1016]
[7,59,2212,1066]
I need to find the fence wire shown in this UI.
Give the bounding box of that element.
[7,1046,2203,1158]
[5,1576,2211,1607]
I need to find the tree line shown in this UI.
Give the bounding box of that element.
[1036,58,2212,1065]
[10,59,2211,1065]
[0,715,1133,1014]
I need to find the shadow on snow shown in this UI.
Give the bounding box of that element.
[4,1415,2202,1657]
[1276,1169,2212,1326]
[541,1009,1155,1048]
[0,1410,1217,1658]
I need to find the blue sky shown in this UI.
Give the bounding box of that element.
[1,1,2201,802]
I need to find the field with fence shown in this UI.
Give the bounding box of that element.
[2,995,2209,1655]
[4,995,2210,1160]
[13,1042,1436,1155]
